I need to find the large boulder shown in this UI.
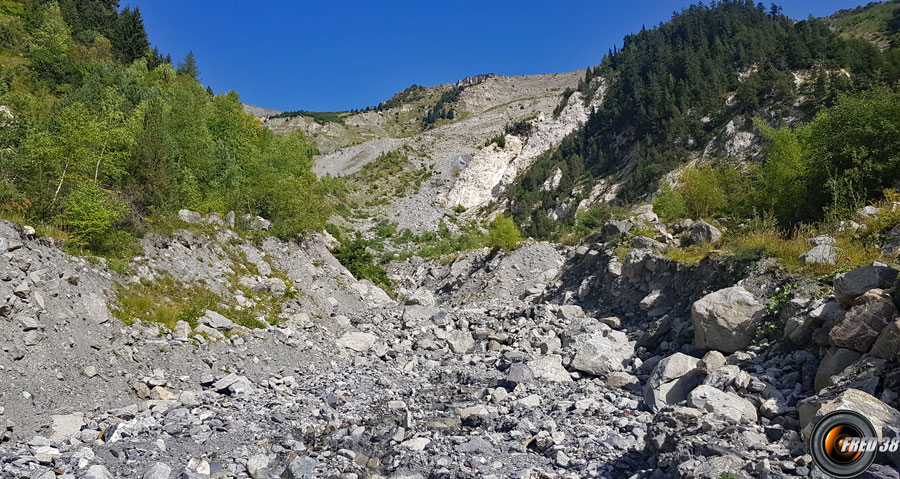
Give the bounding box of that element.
[446,330,475,353]
[814,347,862,392]
[689,221,722,244]
[870,317,900,360]
[833,264,899,308]
[799,244,839,265]
[406,288,436,307]
[177,209,202,224]
[600,220,633,242]
[644,353,703,412]
[829,288,896,352]
[527,354,572,382]
[691,286,765,353]
[571,330,635,376]
[688,385,758,423]
[784,299,845,345]
[199,310,235,331]
[336,332,378,352]
[800,388,900,440]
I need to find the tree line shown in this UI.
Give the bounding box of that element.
[0,1,329,256]
[506,0,900,238]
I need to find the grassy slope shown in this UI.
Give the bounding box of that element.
[824,0,900,48]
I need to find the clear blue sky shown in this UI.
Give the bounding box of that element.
[131,0,868,112]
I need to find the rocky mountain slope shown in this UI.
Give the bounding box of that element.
[261,71,593,236]
[3,3,900,479]
[3,200,900,478]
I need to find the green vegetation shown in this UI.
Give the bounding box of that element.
[422,85,463,128]
[0,1,331,261]
[327,150,433,213]
[413,223,488,260]
[651,86,900,229]
[507,1,900,238]
[754,283,798,346]
[332,236,391,293]
[375,84,427,111]
[504,117,534,137]
[486,134,506,148]
[486,214,522,251]
[112,275,271,331]
[825,0,900,48]
[270,109,345,125]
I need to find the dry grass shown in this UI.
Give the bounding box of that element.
[724,231,881,276]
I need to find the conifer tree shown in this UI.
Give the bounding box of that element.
[176,50,199,79]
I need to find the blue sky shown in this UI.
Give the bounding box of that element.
[132,1,869,112]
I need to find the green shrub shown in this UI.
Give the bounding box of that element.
[332,237,392,293]
[487,214,522,250]
[63,181,127,253]
[678,167,725,219]
[486,134,506,148]
[753,118,808,224]
[653,184,686,221]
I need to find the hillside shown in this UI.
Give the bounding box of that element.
[825,0,900,49]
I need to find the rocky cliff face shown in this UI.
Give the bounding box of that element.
[445,86,606,211]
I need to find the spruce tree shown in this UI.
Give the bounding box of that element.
[112,6,149,63]
[176,51,200,79]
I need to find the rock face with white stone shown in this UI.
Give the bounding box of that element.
[691,286,765,353]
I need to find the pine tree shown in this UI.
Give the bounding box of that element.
[112,6,149,63]
[176,51,200,79]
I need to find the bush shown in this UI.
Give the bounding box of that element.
[487,134,506,148]
[63,181,127,253]
[487,214,522,250]
[752,118,807,224]
[677,167,725,219]
[653,184,686,221]
[332,237,392,293]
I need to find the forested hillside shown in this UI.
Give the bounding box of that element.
[0,0,327,258]
[506,0,900,238]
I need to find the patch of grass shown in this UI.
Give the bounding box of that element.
[107,258,128,274]
[727,232,811,270]
[144,212,220,237]
[614,244,632,262]
[661,243,715,264]
[113,274,272,331]
[111,275,221,330]
[416,226,489,259]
